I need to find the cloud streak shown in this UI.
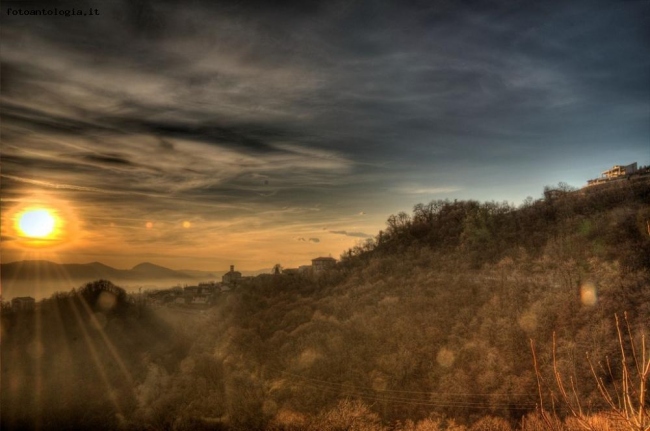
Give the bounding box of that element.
[391,185,461,195]
[329,231,373,239]
[297,237,320,243]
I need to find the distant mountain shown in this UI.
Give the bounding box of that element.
[178,269,222,279]
[247,268,275,276]
[0,260,205,300]
[130,262,193,279]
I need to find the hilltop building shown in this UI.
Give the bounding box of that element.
[311,256,337,273]
[11,296,35,311]
[587,162,638,186]
[222,265,242,286]
[602,163,637,179]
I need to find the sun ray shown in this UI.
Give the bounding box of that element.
[47,267,95,408]
[5,311,27,426]
[46,290,78,414]
[2,252,32,296]
[74,286,135,386]
[49,263,136,390]
[33,292,43,431]
[67,293,125,419]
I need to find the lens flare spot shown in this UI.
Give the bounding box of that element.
[436,347,455,368]
[182,221,191,228]
[297,348,321,368]
[518,311,538,332]
[372,375,388,391]
[97,291,117,311]
[180,357,195,374]
[580,282,597,306]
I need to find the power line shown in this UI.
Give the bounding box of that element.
[275,368,536,398]
[268,369,541,411]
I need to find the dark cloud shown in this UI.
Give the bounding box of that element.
[1,102,113,135]
[4,0,648,165]
[81,153,133,166]
[1,98,292,155]
[136,120,286,153]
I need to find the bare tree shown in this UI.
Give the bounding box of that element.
[532,313,649,431]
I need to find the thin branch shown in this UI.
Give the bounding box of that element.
[531,339,545,412]
[623,312,642,378]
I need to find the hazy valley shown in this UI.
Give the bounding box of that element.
[1,261,269,300]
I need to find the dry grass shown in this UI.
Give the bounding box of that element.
[307,399,386,431]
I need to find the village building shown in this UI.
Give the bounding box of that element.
[282,268,299,275]
[198,281,219,290]
[311,256,337,273]
[11,296,35,311]
[184,283,218,295]
[190,296,210,305]
[182,282,220,305]
[184,285,201,296]
[298,265,312,274]
[222,265,242,286]
[146,291,168,306]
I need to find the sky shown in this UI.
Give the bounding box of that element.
[1,0,649,271]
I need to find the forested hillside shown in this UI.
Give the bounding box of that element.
[2,178,649,430]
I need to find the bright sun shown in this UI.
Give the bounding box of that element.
[18,209,57,238]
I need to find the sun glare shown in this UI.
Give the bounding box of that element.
[4,198,79,253]
[18,209,57,238]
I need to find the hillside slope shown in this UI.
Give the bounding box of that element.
[126,178,650,428]
[2,178,649,430]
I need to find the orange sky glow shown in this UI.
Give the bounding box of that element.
[2,189,385,271]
